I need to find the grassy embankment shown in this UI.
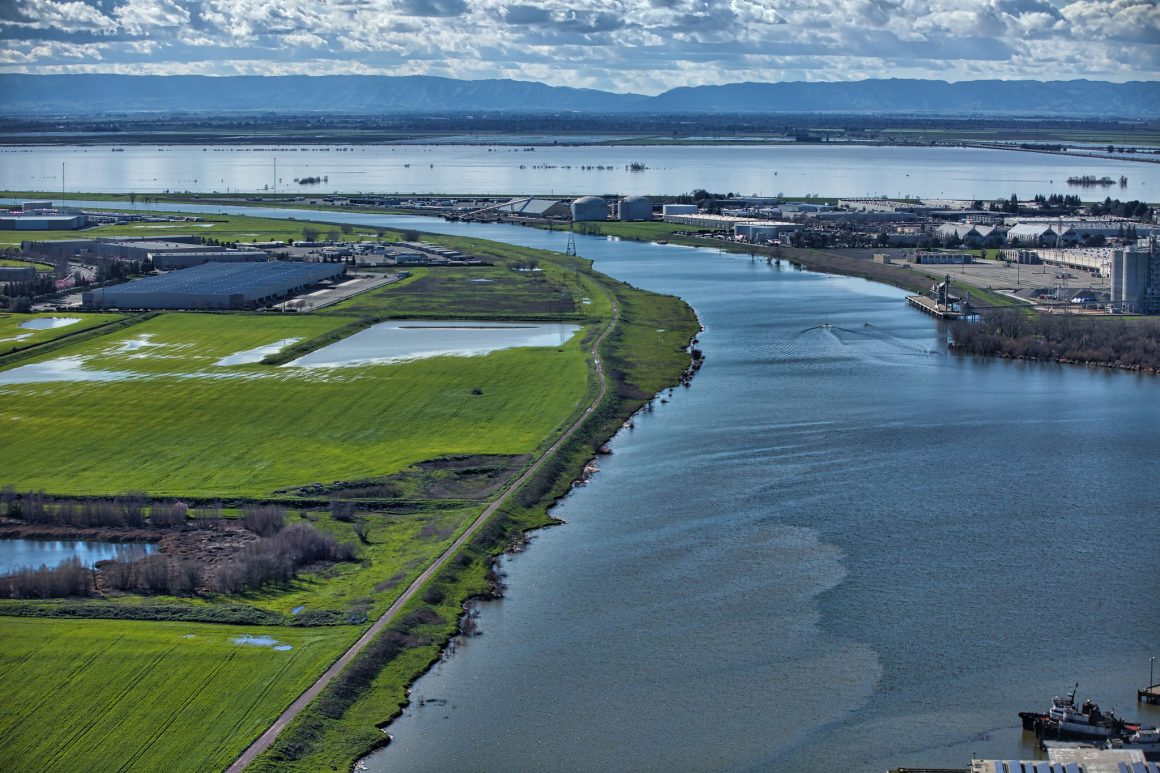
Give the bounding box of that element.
[0,215,699,772]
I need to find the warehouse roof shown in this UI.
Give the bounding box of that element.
[90,261,342,301]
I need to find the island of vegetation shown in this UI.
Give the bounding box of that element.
[0,210,701,771]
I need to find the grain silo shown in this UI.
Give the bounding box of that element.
[1111,247,1150,312]
[571,196,608,222]
[618,195,653,222]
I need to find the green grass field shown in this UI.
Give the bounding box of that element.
[0,312,126,356]
[0,211,701,773]
[0,212,398,248]
[0,617,355,773]
[0,312,592,497]
[0,258,52,271]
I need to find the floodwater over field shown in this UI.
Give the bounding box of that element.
[286,320,579,368]
[0,539,153,574]
[353,221,1160,772]
[216,337,301,366]
[18,317,81,330]
[3,143,1157,199]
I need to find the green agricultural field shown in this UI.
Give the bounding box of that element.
[0,312,126,356]
[0,258,52,271]
[0,312,592,498]
[0,211,397,248]
[0,617,355,773]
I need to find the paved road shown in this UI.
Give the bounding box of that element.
[226,287,620,773]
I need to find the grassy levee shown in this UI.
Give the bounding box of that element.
[245,269,700,772]
[0,617,356,773]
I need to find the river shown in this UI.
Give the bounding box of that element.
[344,219,1153,771]
[12,197,1160,769]
[2,143,1157,200]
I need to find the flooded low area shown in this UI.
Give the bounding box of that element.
[287,320,579,368]
[19,317,82,331]
[216,337,301,366]
[0,356,137,386]
[232,634,293,651]
[0,538,154,574]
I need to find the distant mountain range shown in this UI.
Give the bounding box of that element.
[2,74,1157,117]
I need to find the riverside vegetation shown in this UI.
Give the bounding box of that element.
[0,214,700,771]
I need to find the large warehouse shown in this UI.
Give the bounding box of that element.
[82,261,345,310]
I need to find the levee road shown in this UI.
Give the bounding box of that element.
[227,287,620,772]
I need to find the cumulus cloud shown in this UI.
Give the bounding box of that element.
[0,0,1156,88]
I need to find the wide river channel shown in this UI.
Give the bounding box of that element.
[15,198,1159,769]
[3,143,1158,200]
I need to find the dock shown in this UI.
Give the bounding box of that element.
[906,294,965,320]
[1138,684,1160,704]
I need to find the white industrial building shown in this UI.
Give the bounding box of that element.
[618,196,653,221]
[571,196,608,222]
[661,204,699,217]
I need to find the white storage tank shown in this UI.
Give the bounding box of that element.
[619,195,653,222]
[571,196,608,222]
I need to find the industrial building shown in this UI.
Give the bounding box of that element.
[151,250,270,270]
[0,266,38,284]
[1,212,87,230]
[662,204,699,217]
[1111,247,1153,313]
[82,261,344,310]
[495,198,571,219]
[571,196,608,222]
[913,251,973,265]
[618,196,653,222]
[733,222,802,242]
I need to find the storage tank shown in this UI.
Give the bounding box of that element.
[1112,247,1150,312]
[618,195,653,222]
[571,196,608,222]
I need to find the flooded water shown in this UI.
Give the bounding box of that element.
[287,320,579,368]
[216,337,301,366]
[0,355,136,386]
[353,223,1160,772]
[4,143,1157,200]
[0,539,154,574]
[18,317,82,330]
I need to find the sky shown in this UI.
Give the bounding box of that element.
[1,0,1157,93]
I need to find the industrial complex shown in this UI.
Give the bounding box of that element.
[81,261,345,310]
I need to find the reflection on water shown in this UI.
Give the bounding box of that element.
[0,539,154,574]
[18,317,82,330]
[364,225,1160,773]
[217,337,301,366]
[287,320,579,368]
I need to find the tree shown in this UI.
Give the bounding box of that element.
[340,223,353,235]
[326,229,340,242]
[10,296,31,313]
[301,226,320,242]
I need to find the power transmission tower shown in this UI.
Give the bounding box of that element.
[565,229,577,257]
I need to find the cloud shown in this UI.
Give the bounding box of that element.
[0,0,1156,89]
[395,0,468,17]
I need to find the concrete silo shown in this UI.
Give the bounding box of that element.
[571,196,608,222]
[618,195,653,222]
[1112,247,1150,312]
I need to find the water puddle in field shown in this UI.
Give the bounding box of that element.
[216,337,301,366]
[0,539,154,574]
[0,333,32,343]
[0,355,137,386]
[117,334,159,353]
[233,635,292,651]
[18,317,82,330]
[286,320,579,368]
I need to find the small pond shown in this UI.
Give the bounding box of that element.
[0,539,155,574]
[287,320,580,368]
[18,317,83,331]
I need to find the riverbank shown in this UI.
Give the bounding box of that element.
[242,259,701,772]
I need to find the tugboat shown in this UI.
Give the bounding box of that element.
[1020,684,1130,741]
[1108,727,1160,754]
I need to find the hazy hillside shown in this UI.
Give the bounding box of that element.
[2,74,1157,117]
